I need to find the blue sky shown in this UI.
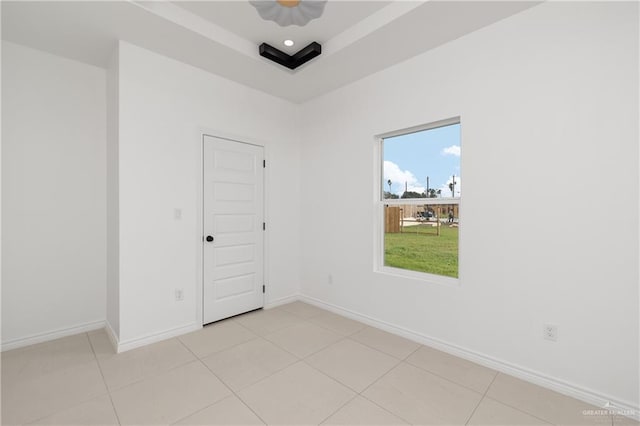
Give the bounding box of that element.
[383,123,461,197]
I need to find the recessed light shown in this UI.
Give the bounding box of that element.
[283,39,295,47]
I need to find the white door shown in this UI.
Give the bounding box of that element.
[203,135,264,324]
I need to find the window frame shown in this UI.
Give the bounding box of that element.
[373,117,461,286]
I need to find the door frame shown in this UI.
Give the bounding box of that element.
[196,129,268,327]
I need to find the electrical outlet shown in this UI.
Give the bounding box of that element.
[328,274,333,284]
[175,288,184,301]
[543,324,557,341]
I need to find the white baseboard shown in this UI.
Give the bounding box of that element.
[104,320,119,353]
[116,322,201,353]
[115,294,298,352]
[299,295,640,421]
[1,320,106,352]
[114,293,298,352]
[264,294,299,309]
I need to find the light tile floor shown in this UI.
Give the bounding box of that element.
[1,302,634,425]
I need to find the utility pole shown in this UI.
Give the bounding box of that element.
[426,176,430,197]
[449,174,456,197]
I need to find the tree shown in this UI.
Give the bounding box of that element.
[426,188,438,198]
[401,191,424,199]
[383,191,399,199]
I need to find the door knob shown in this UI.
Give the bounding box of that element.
[205,235,214,242]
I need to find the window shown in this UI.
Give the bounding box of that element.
[377,118,461,282]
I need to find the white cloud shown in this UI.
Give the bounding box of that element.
[439,175,462,197]
[383,161,425,195]
[442,145,461,157]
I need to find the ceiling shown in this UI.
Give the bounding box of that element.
[1,1,539,103]
[172,1,391,55]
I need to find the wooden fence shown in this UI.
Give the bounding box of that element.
[386,204,459,219]
[385,206,401,233]
[385,203,459,234]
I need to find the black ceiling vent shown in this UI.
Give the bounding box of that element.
[259,42,321,70]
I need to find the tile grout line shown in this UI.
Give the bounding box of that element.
[187,335,401,426]
[351,347,421,425]
[176,334,269,425]
[177,333,262,361]
[258,319,347,360]
[306,320,366,338]
[224,305,619,426]
[95,337,201,394]
[170,338,238,425]
[403,344,423,360]
[316,393,361,425]
[186,330,309,396]
[179,317,262,358]
[403,349,502,396]
[349,347,491,426]
[475,374,559,426]
[185,310,372,425]
[259,334,307,360]
[355,343,423,423]
[481,394,563,426]
[301,310,368,337]
[357,394,413,425]
[199,335,302,394]
[296,330,409,405]
[212,355,303,396]
[300,355,359,392]
[298,335,349,360]
[18,332,118,426]
[212,307,401,395]
[464,370,498,425]
[356,360,413,425]
[257,307,422,425]
[232,308,304,336]
[277,306,327,321]
[85,331,123,426]
[169,394,237,425]
[300,353,406,425]
[236,308,373,366]
[346,332,421,362]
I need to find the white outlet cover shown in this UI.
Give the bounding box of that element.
[543,324,557,341]
[175,289,184,301]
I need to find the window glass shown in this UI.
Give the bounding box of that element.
[381,122,460,279]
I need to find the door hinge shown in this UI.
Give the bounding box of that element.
[263,222,266,231]
[263,159,266,168]
[262,285,265,294]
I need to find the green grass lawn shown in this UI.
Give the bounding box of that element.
[385,224,458,278]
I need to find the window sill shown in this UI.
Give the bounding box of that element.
[375,266,460,287]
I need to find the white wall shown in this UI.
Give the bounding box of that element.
[106,45,120,338]
[115,41,301,345]
[1,41,107,346]
[299,2,638,409]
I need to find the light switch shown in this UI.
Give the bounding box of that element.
[174,208,182,220]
